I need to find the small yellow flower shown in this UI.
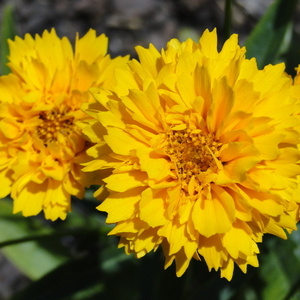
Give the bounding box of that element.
[83,29,300,280]
[0,29,129,220]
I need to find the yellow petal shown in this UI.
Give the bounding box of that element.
[192,193,233,237]
[136,148,170,181]
[222,223,254,259]
[0,118,23,139]
[139,188,168,227]
[105,127,146,155]
[98,187,144,223]
[104,171,147,192]
[220,259,234,281]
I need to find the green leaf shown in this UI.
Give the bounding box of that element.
[0,199,67,279]
[0,4,16,75]
[281,28,300,76]
[10,253,104,300]
[259,233,300,300]
[10,247,138,300]
[0,194,110,281]
[244,0,297,68]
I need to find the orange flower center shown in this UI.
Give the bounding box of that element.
[37,108,75,146]
[165,129,222,193]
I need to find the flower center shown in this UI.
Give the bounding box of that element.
[37,108,75,146]
[165,129,222,194]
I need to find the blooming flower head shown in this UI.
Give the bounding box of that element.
[83,29,300,280]
[0,29,129,220]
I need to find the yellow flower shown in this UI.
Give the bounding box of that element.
[83,29,300,280]
[0,29,129,220]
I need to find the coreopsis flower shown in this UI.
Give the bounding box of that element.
[82,29,300,280]
[0,29,129,220]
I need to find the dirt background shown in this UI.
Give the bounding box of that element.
[0,0,297,298]
[1,0,276,57]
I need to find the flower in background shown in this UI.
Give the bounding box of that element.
[82,28,300,280]
[0,29,129,221]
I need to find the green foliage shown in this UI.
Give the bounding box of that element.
[0,199,68,279]
[0,4,16,75]
[244,0,298,69]
[9,229,300,300]
[259,236,300,300]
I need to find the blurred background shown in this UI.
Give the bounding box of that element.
[0,0,278,57]
[0,0,300,299]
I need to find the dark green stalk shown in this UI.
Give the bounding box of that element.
[223,0,233,42]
